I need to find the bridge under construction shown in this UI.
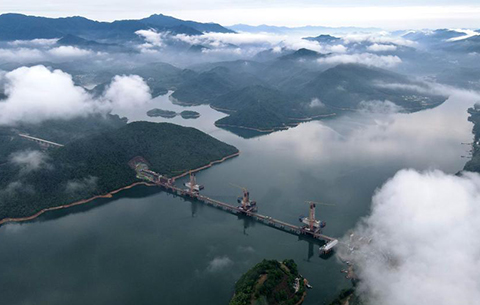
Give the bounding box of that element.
[18,133,64,148]
[130,157,339,254]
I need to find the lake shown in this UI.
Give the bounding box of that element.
[0,91,475,305]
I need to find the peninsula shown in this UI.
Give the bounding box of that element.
[229,259,307,305]
[0,122,238,222]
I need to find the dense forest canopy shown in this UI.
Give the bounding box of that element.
[0,114,127,163]
[167,63,446,133]
[0,121,238,220]
[229,259,306,305]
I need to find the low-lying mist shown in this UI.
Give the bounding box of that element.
[338,169,480,305]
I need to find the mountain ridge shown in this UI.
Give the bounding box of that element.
[0,13,233,41]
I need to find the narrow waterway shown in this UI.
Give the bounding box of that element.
[0,91,475,305]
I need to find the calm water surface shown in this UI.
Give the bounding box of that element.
[0,92,475,305]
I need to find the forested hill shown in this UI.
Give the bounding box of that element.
[0,121,238,221]
[169,63,446,134]
[229,259,306,305]
[0,114,127,164]
[0,13,233,41]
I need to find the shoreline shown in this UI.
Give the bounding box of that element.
[171,151,240,179]
[215,123,288,133]
[168,95,202,107]
[215,114,338,133]
[209,105,236,114]
[0,181,155,226]
[0,151,240,226]
[288,113,337,121]
[168,96,339,133]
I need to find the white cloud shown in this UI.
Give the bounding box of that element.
[374,81,452,98]
[0,48,45,62]
[0,66,151,125]
[374,82,428,92]
[102,75,151,109]
[179,32,281,46]
[329,44,348,53]
[318,53,402,68]
[172,32,331,54]
[65,176,98,193]
[48,46,93,57]
[272,46,283,53]
[258,87,478,169]
[136,29,163,45]
[10,150,50,173]
[447,29,480,41]
[0,65,96,125]
[342,33,415,47]
[200,47,245,57]
[0,181,34,196]
[8,38,59,47]
[338,170,480,305]
[308,98,325,108]
[0,46,98,64]
[358,100,403,114]
[135,29,165,51]
[206,256,233,272]
[367,43,397,52]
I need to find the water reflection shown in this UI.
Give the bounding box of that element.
[219,125,267,139]
[111,91,227,135]
[113,90,475,178]
[1,88,478,305]
[190,200,199,218]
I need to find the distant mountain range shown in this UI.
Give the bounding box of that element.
[228,24,381,35]
[399,29,480,53]
[278,48,326,61]
[164,55,447,134]
[0,13,234,42]
[402,29,466,43]
[303,34,341,44]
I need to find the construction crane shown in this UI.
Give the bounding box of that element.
[299,201,333,233]
[230,183,257,212]
[184,171,204,194]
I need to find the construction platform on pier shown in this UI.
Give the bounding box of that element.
[161,177,336,243]
[130,158,338,250]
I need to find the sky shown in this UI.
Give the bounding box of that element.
[1,0,480,29]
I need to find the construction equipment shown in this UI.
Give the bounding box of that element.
[230,183,257,212]
[319,239,339,255]
[184,171,204,194]
[299,201,333,233]
[131,163,338,247]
